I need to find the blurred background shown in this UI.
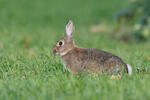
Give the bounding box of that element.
[0,0,129,52]
[0,0,150,47]
[0,0,127,27]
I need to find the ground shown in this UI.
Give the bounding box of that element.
[0,0,150,100]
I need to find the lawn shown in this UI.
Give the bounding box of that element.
[0,0,150,100]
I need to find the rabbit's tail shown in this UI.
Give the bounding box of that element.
[127,64,132,75]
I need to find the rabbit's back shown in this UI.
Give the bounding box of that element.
[85,48,128,73]
[62,47,128,74]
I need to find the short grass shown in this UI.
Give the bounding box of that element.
[0,0,150,100]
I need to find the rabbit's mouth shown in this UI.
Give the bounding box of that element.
[52,48,58,55]
[52,48,62,56]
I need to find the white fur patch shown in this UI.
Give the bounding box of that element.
[59,47,73,56]
[60,51,68,56]
[127,64,132,75]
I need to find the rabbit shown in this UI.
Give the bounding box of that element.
[52,20,132,75]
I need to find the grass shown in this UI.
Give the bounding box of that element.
[0,0,150,100]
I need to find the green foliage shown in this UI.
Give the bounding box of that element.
[116,0,150,41]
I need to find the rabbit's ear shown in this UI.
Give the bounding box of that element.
[65,20,75,38]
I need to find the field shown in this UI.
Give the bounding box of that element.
[0,0,150,100]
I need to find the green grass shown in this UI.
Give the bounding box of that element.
[0,0,150,100]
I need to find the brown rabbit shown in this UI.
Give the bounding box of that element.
[52,20,132,75]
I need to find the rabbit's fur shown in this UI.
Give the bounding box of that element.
[52,20,129,74]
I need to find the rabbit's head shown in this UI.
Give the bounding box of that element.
[52,20,75,56]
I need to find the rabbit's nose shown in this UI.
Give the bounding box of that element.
[52,48,57,54]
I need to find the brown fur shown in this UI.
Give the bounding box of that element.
[52,20,128,74]
[61,47,128,74]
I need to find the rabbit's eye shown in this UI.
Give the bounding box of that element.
[59,41,63,46]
